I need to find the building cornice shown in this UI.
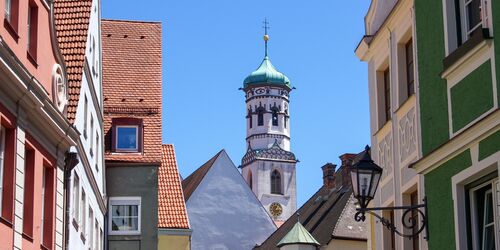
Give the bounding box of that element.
[355,0,412,61]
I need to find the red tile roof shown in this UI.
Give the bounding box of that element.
[102,19,163,163]
[158,144,190,229]
[54,0,93,123]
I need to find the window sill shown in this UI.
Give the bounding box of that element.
[3,19,19,41]
[442,28,491,73]
[108,230,141,236]
[26,51,38,68]
[373,118,392,137]
[0,216,13,227]
[22,232,34,242]
[41,244,50,250]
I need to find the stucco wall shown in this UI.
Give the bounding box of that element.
[414,0,449,156]
[158,235,190,250]
[424,150,471,250]
[106,165,159,250]
[450,61,493,132]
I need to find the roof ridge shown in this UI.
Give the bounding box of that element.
[102,18,162,24]
[181,150,225,201]
[158,144,190,229]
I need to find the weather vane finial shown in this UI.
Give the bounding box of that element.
[263,18,270,57]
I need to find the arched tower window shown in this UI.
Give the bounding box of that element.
[271,170,282,194]
[272,110,278,126]
[248,171,253,189]
[284,109,288,128]
[248,109,253,128]
[257,109,264,126]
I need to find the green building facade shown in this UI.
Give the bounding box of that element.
[413,0,500,249]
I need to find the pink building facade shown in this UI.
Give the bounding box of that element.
[0,0,78,249]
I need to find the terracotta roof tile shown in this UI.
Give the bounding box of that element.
[102,20,162,163]
[54,0,93,123]
[158,144,190,229]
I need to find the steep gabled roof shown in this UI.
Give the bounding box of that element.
[102,20,163,164]
[158,144,190,229]
[182,150,224,201]
[54,0,93,123]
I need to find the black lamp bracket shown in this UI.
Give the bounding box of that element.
[355,197,429,241]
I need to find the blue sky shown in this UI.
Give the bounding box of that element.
[102,0,371,206]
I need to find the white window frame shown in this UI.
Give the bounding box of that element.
[81,190,86,239]
[72,174,80,226]
[115,125,139,151]
[90,115,94,156]
[83,96,88,138]
[0,125,5,216]
[443,0,493,54]
[88,207,94,248]
[108,197,141,235]
[469,180,498,250]
[452,151,500,250]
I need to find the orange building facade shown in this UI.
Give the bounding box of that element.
[0,0,78,249]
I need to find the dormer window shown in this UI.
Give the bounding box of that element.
[111,118,143,153]
[116,126,138,151]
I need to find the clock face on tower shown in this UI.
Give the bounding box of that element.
[269,202,283,217]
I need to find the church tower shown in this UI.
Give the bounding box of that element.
[241,21,297,225]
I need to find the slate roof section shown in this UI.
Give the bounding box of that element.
[158,144,190,229]
[182,150,223,201]
[241,141,297,167]
[332,194,367,240]
[102,19,163,164]
[54,0,93,123]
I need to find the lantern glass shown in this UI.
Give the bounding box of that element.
[349,146,383,209]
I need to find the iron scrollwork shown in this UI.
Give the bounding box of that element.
[354,197,429,240]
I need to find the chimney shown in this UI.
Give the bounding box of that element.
[338,153,356,188]
[321,163,337,189]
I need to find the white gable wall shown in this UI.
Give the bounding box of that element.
[68,0,105,248]
[186,151,277,250]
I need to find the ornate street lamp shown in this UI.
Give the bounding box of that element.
[350,145,429,240]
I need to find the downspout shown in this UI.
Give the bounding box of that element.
[63,151,78,250]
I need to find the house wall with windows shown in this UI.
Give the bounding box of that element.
[54,0,106,249]
[355,0,426,249]
[102,19,163,250]
[0,0,80,250]
[412,0,500,249]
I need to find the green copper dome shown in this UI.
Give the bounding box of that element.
[243,56,291,89]
[277,221,320,247]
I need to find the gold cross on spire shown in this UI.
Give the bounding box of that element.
[263,18,270,56]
